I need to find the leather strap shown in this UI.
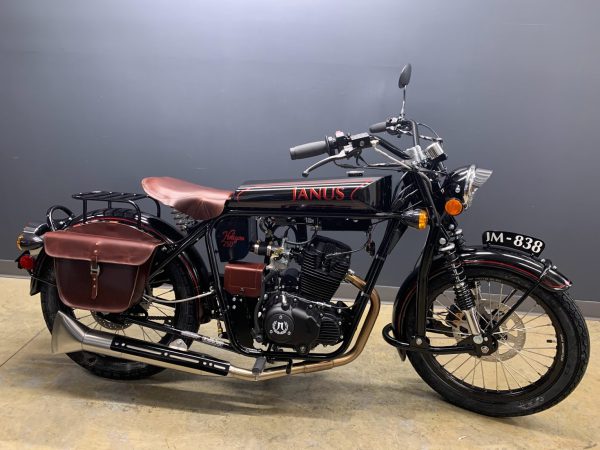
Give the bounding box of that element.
[90,249,100,299]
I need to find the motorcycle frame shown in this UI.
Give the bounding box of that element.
[146,161,473,362]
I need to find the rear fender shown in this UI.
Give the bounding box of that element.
[391,245,571,359]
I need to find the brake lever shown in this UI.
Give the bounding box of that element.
[395,128,442,143]
[302,149,352,177]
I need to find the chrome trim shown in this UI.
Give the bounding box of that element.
[50,273,380,382]
[464,306,483,337]
[142,288,215,304]
[52,313,114,354]
[424,142,444,160]
[16,221,47,251]
[463,165,493,207]
[404,145,425,163]
[52,312,226,375]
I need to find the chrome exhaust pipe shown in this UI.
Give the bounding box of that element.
[51,273,380,381]
[51,312,231,376]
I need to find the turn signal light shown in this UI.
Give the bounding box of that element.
[16,233,25,251]
[417,209,428,230]
[16,229,44,251]
[400,208,429,230]
[444,198,464,216]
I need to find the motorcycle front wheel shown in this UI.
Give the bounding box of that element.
[399,266,589,417]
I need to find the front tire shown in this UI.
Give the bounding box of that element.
[400,266,589,416]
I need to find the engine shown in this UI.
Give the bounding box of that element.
[223,234,353,354]
[261,236,352,353]
[262,292,345,353]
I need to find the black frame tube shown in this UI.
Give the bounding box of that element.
[140,144,476,360]
[415,226,440,336]
[147,210,456,360]
[382,324,473,354]
[201,212,408,360]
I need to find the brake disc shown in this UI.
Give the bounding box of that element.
[448,303,525,362]
[483,303,525,362]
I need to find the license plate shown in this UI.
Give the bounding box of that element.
[482,230,545,256]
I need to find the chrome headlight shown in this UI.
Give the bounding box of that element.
[447,165,493,209]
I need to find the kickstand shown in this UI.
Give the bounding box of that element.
[252,356,267,376]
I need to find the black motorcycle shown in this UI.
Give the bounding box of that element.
[16,65,589,417]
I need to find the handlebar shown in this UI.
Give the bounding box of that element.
[369,121,388,133]
[369,117,442,146]
[289,139,331,160]
[290,121,442,176]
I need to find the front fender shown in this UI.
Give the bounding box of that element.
[391,245,571,359]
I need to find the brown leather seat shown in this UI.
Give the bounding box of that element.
[142,177,232,221]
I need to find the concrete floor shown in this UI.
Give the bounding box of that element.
[0,277,598,450]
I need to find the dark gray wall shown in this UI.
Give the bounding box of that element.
[1,0,599,300]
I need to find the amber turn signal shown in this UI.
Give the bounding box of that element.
[16,233,24,251]
[399,208,429,230]
[417,209,428,229]
[444,198,464,216]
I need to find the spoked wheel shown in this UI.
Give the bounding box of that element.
[400,266,589,416]
[41,257,200,380]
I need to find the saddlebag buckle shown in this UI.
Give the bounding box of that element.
[90,252,101,299]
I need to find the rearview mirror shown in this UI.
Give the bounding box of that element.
[398,64,412,89]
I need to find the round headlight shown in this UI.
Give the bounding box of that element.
[448,165,493,209]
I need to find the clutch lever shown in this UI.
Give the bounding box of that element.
[302,149,353,177]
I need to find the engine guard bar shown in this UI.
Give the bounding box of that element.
[381,323,474,354]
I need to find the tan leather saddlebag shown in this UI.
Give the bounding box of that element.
[44,222,161,313]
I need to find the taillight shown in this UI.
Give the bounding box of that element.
[18,254,36,271]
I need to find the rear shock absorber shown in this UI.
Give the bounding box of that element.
[440,229,483,342]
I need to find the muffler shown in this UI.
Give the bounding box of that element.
[52,311,231,376]
[51,273,380,381]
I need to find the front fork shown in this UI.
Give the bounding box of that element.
[439,227,485,342]
[414,223,484,347]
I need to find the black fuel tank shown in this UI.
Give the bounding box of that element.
[226,176,391,214]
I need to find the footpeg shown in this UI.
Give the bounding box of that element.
[252,356,267,376]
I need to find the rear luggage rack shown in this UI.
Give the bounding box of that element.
[46,191,161,231]
[73,191,161,228]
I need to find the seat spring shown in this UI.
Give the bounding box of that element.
[170,208,197,232]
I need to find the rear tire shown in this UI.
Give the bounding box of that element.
[41,255,200,380]
[400,266,589,416]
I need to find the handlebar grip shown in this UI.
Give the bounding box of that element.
[369,122,387,133]
[290,139,330,160]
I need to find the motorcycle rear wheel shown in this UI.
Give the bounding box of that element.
[40,256,200,380]
[400,266,589,416]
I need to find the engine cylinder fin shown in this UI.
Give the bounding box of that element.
[299,236,351,302]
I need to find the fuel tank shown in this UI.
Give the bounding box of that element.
[226,176,391,214]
